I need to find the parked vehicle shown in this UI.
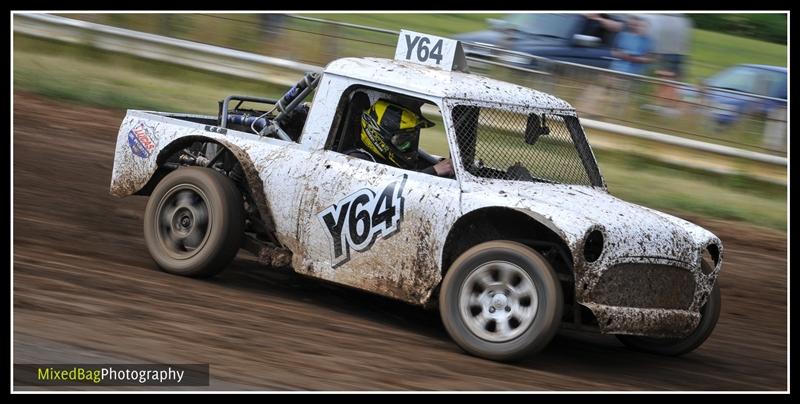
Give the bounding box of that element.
[110,32,723,361]
[696,64,787,125]
[456,13,692,74]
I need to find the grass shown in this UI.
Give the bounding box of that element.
[12,35,786,231]
[13,35,288,114]
[595,151,786,230]
[688,29,788,83]
[303,13,501,37]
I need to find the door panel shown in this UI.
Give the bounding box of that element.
[296,150,461,304]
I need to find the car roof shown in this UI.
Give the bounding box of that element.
[739,64,787,73]
[324,57,574,111]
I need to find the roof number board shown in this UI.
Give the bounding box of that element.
[395,30,469,72]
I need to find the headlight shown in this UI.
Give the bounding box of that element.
[701,244,720,275]
[584,229,604,262]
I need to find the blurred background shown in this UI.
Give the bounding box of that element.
[12,12,788,391]
[13,12,787,231]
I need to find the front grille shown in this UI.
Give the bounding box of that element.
[589,263,696,310]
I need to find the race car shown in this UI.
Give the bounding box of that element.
[110,31,722,361]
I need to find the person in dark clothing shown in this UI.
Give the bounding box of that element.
[345,99,454,177]
[582,14,624,46]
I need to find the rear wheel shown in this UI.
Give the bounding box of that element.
[616,283,721,356]
[143,167,244,278]
[439,241,563,361]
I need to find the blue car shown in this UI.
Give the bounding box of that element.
[455,14,622,69]
[698,64,787,125]
[454,13,693,72]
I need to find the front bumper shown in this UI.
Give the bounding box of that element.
[582,304,701,338]
[577,258,719,338]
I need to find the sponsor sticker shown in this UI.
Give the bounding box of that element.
[127,123,157,158]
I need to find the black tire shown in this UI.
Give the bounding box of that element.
[439,241,563,361]
[616,282,721,356]
[143,167,244,278]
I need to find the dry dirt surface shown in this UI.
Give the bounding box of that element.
[13,92,787,391]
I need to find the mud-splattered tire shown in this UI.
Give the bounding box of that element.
[616,283,721,356]
[144,167,244,278]
[439,241,563,361]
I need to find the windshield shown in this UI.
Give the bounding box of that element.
[503,13,581,38]
[451,105,602,186]
[706,66,776,96]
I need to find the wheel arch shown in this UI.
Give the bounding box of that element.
[133,135,210,197]
[439,207,575,293]
[135,135,278,242]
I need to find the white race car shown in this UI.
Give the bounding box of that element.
[110,31,722,361]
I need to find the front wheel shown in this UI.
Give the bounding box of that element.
[616,283,721,356]
[439,241,563,361]
[143,167,244,278]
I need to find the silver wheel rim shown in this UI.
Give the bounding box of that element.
[155,184,212,260]
[459,260,539,342]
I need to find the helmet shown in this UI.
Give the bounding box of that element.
[360,99,434,168]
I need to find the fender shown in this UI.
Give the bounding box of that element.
[110,110,280,244]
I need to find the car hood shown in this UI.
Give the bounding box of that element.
[460,181,720,266]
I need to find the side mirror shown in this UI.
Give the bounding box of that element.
[572,34,602,47]
[525,114,550,145]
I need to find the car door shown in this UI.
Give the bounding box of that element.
[294,149,461,304]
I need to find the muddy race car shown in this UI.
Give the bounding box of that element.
[110,31,722,361]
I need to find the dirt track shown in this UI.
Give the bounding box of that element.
[13,92,787,390]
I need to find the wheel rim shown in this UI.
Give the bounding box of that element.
[155,184,212,260]
[459,261,539,342]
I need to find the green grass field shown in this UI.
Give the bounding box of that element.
[13,35,786,231]
[13,36,288,114]
[688,29,787,82]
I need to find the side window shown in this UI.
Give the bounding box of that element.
[451,105,599,186]
[325,86,450,177]
[327,90,371,154]
[767,71,787,100]
[417,104,450,160]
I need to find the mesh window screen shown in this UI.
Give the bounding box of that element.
[452,105,598,186]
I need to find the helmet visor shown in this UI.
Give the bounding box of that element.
[390,128,419,152]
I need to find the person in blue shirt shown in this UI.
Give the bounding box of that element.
[610,16,654,76]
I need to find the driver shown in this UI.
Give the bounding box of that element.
[345,99,454,177]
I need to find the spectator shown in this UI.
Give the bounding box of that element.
[653,14,692,81]
[582,14,624,46]
[574,14,624,118]
[610,16,654,76]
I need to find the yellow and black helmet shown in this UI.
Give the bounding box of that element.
[360,99,434,168]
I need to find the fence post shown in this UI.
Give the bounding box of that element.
[762,106,787,152]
